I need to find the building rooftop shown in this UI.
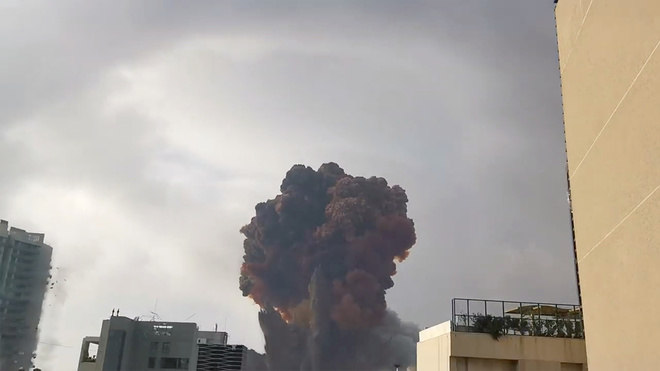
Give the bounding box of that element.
[450,298,584,339]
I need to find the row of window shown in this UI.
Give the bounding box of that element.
[147,357,188,369]
[150,341,171,354]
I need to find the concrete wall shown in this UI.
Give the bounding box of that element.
[418,322,587,371]
[94,317,133,371]
[555,1,660,369]
[454,358,516,371]
[418,324,450,371]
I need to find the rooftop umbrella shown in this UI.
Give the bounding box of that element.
[506,305,572,317]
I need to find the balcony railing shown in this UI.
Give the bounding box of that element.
[451,298,584,339]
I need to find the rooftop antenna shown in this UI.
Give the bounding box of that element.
[149,298,160,322]
[149,311,161,322]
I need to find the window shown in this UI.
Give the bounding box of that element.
[160,357,189,369]
[147,357,156,369]
[149,341,159,354]
[81,340,98,363]
[153,324,173,336]
[162,342,170,354]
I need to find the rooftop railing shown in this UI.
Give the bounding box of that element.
[451,298,584,339]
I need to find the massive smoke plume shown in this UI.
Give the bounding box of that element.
[240,163,418,371]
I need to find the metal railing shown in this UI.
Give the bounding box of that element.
[451,298,584,339]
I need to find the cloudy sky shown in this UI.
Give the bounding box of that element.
[1,1,578,369]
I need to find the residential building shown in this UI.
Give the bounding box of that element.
[77,315,262,371]
[0,220,52,370]
[417,299,587,371]
[555,0,660,368]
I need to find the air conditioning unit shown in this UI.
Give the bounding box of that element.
[197,338,207,344]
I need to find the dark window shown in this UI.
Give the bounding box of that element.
[148,357,156,368]
[162,341,170,354]
[160,357,189,369]
[150,341,159,354]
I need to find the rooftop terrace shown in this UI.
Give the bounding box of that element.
[451,298,584,340]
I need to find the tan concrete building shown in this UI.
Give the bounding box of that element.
[417,299,587,371]
[555,0,660,369]
[417,321,587,371]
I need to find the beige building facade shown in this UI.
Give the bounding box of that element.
[555,0,660,369]
[417,322,587,371]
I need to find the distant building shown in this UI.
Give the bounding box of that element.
[417,298,587,371]
[0,220,52,371]
[78,315,263,371]
[555,0,660,368]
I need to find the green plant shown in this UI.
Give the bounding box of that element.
[531,318,544,336]
[556,319,568,338]
[543,319,558,337]
[564,318,575,338]
[504,317,519,335]
[518,315,532,335]
[573,321,584,338]
[472,314,506,340]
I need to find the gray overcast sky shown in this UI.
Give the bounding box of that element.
[1,1,578,369]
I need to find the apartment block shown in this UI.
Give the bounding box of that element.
[0,220,52,370]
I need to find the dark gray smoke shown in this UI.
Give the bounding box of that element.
[239,163,419,370]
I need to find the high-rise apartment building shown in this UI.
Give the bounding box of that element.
[0,220,53,370]
[555,0,660,368]
[78,315,264,371]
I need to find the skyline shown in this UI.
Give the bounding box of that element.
[1,1,578,369]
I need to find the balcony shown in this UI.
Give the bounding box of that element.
[451,298,584,339]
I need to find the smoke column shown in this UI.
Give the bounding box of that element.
[240,163,418,371]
